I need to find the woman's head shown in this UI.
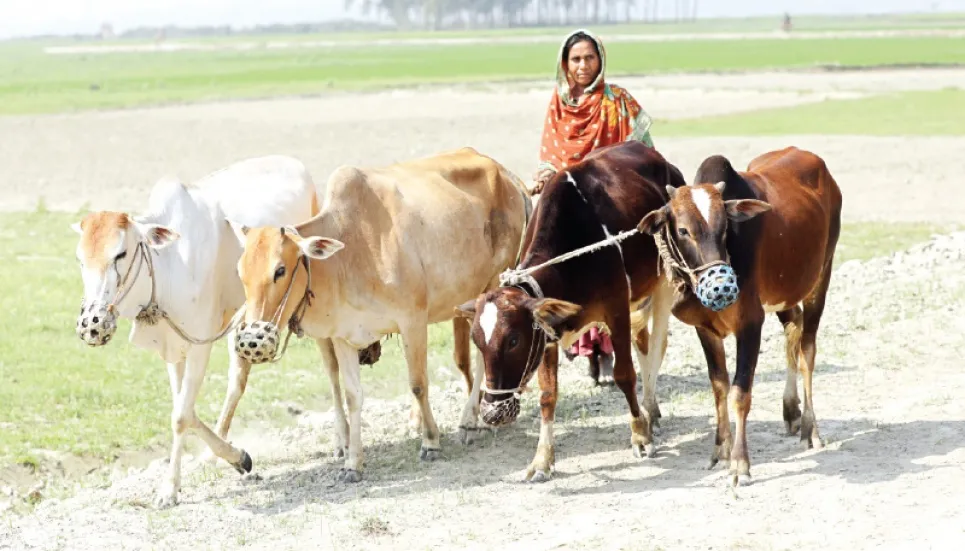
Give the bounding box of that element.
[562,31,602,88]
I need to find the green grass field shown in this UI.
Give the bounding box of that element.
[658,89,965,136]
[0,209,955,466]
[2,34,965,115]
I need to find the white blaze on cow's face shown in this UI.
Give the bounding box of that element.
[72,211,179,346]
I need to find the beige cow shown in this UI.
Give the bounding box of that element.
[229,147,532,481]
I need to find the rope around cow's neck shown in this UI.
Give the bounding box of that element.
[106,240,246,346]
[653,224,729,294]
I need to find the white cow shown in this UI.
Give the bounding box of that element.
[72,155,321,508]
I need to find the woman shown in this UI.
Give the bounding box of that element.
[531,29,656,385]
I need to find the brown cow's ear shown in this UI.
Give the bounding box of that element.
[454,298,478,320]
[637,205,670,236]
[530,298,581,339]
[724,199,771,223]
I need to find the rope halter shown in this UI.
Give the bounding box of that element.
[76,238,246,347]
[653,224,739,312]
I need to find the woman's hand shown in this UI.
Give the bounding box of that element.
[530,168,556,196]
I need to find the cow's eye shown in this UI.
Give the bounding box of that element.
[273,266,286,282]
[507,334,520,350]
[677,227,690,238]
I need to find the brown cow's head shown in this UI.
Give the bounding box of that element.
[637,183,771,311]
[232,224,343,364]
[456,288,581,426]
[72,211,180,346]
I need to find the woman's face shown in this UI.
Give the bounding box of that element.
[566,40,601,88]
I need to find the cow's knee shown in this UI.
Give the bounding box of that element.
[171,409,196,435]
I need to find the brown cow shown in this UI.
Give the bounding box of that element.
[637,146,842,486]
[456,141,684,481]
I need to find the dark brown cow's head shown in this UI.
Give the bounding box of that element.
[456,287,581,426]
[637,182,771,311]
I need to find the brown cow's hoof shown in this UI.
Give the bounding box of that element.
[525,469,552,483]
[419,446,442,462]
[336,468,363,483]
[358,342,382,365]
[231,450,253,475]
[633,442,656,459]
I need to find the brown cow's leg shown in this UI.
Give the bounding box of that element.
[695,327,732,470]
[729,316,764,487]
[799,263,835,450]
[611,311,654,459]
[777,307,803,436]
[526,344,559,482]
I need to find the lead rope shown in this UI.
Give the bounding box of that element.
[264,255,314,364]
[106,239,246,345]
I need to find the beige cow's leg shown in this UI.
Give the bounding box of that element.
[332,338,364,482]
[455,316,484,445]
[316,337,349,459]
[156,344,250,508]
[401,321,442,461]
[196,330,252,466]
[634,280,672,436]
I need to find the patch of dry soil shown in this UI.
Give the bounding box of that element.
[3,232,965,550]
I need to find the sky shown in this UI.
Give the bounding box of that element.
[0,0,963,40]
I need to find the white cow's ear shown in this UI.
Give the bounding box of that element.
[135,222,180,249]
[70,221,84,235]
[298,236,344,260]
[226,219,250,245]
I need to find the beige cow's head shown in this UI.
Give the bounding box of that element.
[232,224,343,363]
[72,212,179,346]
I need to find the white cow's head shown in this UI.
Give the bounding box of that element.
[71,211,179,346]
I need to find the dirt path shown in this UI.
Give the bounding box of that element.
[4,232,965,550]
[2,68,965,222]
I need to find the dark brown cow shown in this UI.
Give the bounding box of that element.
[456,140,685,482]
[637,146,842,486]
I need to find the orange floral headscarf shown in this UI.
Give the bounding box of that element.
[537,29,653,175]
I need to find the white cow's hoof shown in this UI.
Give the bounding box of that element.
[154,485,179,509]
[336,468,363,483]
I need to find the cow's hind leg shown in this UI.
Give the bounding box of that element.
[798,261,835,450]
[777,306,803,436]
[317,338,349,458]
[401,320,443,461]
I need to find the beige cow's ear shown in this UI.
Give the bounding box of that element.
[70,221,84,235]
[299,236,344,260]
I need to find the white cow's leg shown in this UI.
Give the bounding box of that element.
[401,321,442,461]
[155,343,249,508]
[157,360,186,506]
[316,338,348,459]
[332,339,364,482]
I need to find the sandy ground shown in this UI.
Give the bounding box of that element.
[2,67,965,549]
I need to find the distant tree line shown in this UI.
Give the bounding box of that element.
[346,0,699,30]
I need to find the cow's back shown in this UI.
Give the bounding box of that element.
[322,148,529,323]
[744,147,842,307]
